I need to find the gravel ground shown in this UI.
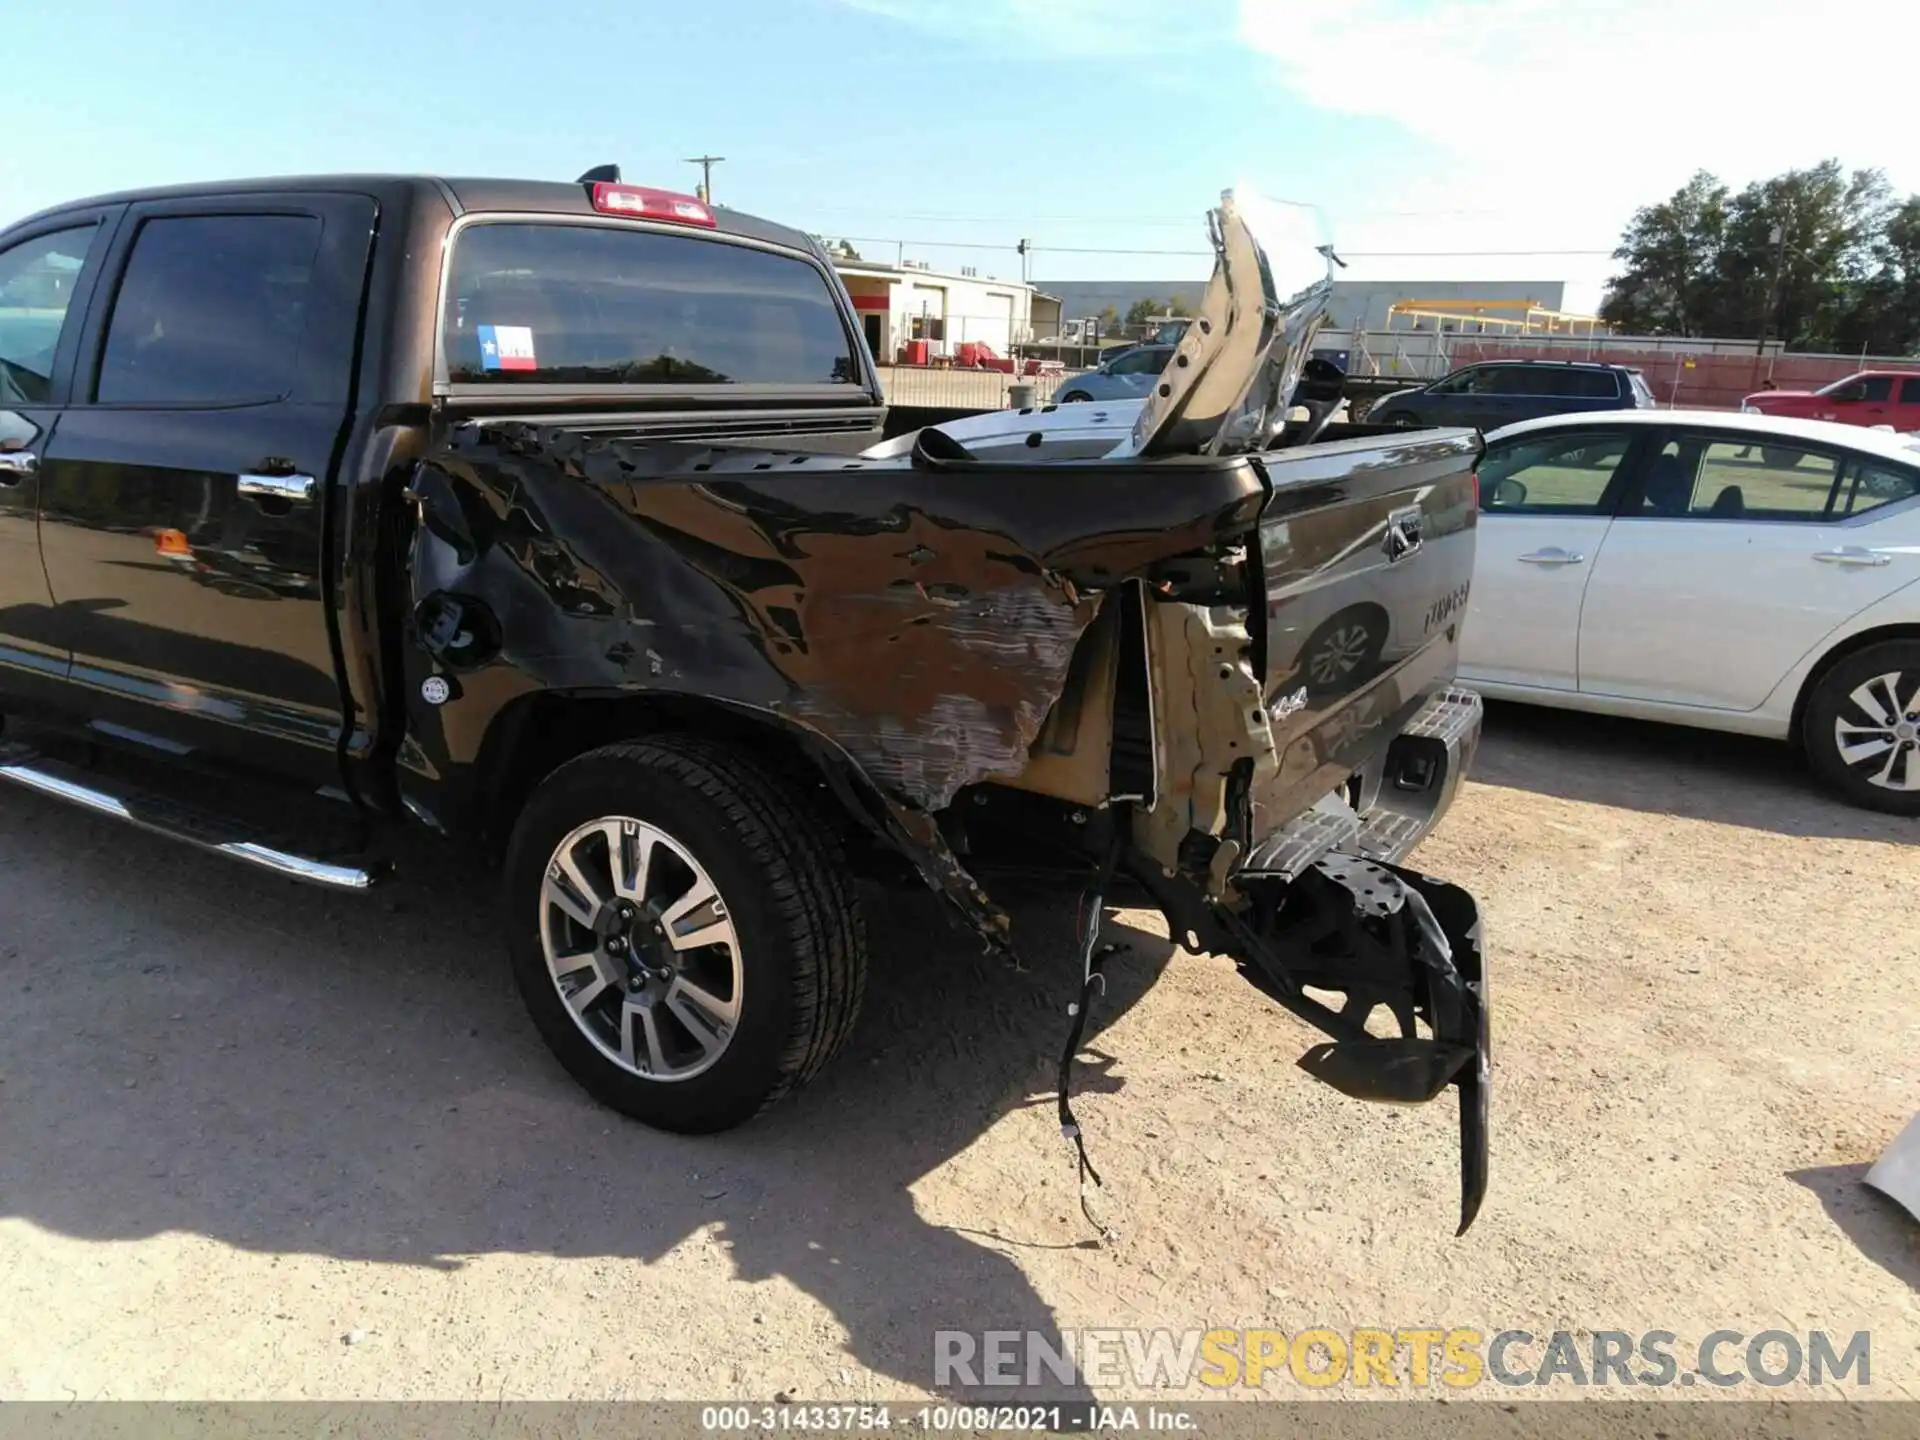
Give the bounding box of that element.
[0,702,1914,1405]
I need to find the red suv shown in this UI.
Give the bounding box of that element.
[1742,369,1920,431]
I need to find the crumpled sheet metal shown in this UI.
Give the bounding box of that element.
[404,423,1275,942]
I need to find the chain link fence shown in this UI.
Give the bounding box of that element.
[876,365,1070,409]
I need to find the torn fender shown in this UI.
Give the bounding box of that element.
[394,423,1269,937]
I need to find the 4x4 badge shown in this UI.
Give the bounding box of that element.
[1270,686,1310,722]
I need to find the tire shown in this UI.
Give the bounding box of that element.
[502,736,869,1131]
[1059,390,1093,403]
[1803,640,1920,816]
[1378,410,1418,427]
[1760,446,1800,469]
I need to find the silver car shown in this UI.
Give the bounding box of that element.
[1054,343,1175,403]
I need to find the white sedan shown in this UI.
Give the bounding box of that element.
[1460,410,1920,813]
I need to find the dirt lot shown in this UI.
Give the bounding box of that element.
[0,704,1915,1405]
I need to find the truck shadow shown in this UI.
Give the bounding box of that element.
[1473,701,1911,844]
[0,798,1182,1403]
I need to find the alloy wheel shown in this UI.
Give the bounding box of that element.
[1832,670,1920,794]
[539,816,743,1082]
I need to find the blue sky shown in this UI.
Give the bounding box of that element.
[8,0,1907,315]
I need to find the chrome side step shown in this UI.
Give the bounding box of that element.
[0,746,385,892]
[1239,686,1486,881]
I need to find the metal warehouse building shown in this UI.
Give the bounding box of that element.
[829,257,1043,362]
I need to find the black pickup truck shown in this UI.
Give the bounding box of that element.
[0,172,1492,1229]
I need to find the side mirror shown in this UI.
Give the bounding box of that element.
[1489,478,1528,509]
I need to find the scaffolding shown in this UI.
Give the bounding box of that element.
[1382,298,1610,339]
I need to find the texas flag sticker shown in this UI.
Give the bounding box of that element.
[476,324,537,371]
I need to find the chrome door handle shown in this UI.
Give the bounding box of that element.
[1813,547,1890,568]
[0,450,37,484]
[1517,548,1585,567]
[238,472,316,503]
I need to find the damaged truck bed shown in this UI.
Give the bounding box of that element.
[0,173,1490,1230]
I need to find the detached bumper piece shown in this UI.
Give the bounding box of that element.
[1230,855,1490,1235]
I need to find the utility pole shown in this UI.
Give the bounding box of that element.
[684,154,725,204]
[1756,221,1788,355]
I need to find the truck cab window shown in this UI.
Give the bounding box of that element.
[443,223,858,387]
[0,226,96,404]
[96,215,322,405]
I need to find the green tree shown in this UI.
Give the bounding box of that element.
[1602,161,1913,352]
[1098,305,1122,338]
[1836,196,1920,354]
[1166,293,1193,317]
[1727,161,1892,351]
[1599,170,1730,336]
[1124,297,1162,329]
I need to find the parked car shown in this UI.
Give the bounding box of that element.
[1461,409,1920,813]
[1101,320,1193,368]
[1054,343,1175,402]
[1371,361,1656,431]
[0,176,1494,1226]
[1741,369,1920,433]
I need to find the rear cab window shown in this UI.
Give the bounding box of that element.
[442,220,859,389]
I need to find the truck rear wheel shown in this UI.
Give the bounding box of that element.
[502,736,869,1132]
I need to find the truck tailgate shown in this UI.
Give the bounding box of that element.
[1250,427,1482,842]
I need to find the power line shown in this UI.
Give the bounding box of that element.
[798,204,1531,225]
[1340,249,1616,259]
[829,236,1022,252]
[1029,245,1213,257]
[1034,245,1618,258]
[820,235,1618,261]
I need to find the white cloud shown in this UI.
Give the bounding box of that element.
[835,0,1232,58]
[1237,0,1920,310]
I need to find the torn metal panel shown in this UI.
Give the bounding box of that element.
[394,423,1268,932]
[987,596,1122,809]
[1136,598,1278,882]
